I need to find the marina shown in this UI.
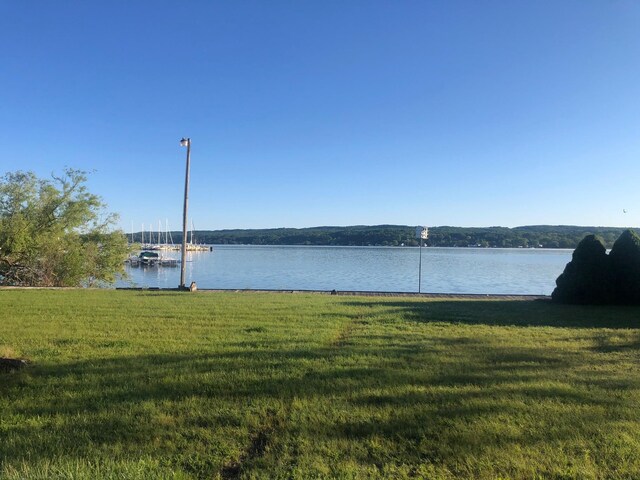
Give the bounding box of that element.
[136,244,212,252]
[132,221,213,252]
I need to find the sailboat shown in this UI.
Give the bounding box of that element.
[185,221,211,252]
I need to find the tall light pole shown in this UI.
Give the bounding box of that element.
[179,137,191,290]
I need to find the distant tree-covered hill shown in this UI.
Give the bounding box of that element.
[132,225,637,249]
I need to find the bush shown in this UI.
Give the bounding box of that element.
[609,229,640,304]
[552,229,640,305]
[552,235,613,304]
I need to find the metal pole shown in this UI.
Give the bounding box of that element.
[419,238,423,293]
[179,138,191,289]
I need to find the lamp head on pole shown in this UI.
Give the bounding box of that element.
[180,137,190,147]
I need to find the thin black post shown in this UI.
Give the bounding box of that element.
[419,238,423,293]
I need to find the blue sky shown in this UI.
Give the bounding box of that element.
[1,1,639,231]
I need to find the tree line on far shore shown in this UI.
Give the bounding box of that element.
[135,225,635,249]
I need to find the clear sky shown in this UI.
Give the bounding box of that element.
[2,1,640,232]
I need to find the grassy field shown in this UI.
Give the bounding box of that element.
[1,290,640,479]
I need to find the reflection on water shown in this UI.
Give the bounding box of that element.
[120,246,571,295]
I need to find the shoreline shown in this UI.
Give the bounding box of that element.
[0,286,551,301]
[1,286,550,300]
[116,286,549,300]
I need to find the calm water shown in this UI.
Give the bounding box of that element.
[120,246,572,295]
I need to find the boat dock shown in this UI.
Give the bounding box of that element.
[137,243,212,252]
[125,252,179,267]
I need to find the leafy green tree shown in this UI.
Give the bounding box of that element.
[0,169,129,287]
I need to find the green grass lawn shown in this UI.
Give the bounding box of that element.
[1,290,640,479]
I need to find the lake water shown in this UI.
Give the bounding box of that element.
[120,245,572,295]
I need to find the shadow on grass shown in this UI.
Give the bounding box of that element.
[3,326,639,476]
[341,299,640,329]
[3,299,640,475]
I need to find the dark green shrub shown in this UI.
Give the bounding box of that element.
[552,235,613,304]
[609,229,640,304]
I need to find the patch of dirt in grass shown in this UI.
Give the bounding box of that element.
[0,345,18,358]
[221,409,285,480]
[331,316,369,348]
